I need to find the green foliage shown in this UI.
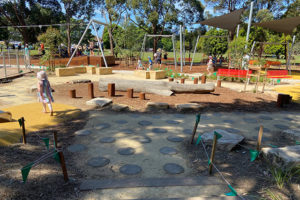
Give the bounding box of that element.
[227,36,249,68]
[270,165,300,189]
[265,189,282,200]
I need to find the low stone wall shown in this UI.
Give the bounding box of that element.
[150,70,165,80]
[96,67,113,75]
[134,70,150,79]
[55,67,76,77]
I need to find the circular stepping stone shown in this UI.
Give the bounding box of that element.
[120,129,134,134]
[225,128,241,134]
[119,164,142,175]
[129,113,140,118]
[174,114,185,118]
[274,124,289,130]
[259,115,273,120]
[166,120,180,125]
[152,128,168,134]
[232,112,245,116]
[138,120,152,126]
[283,117,293,121]
[254,126,271,133]
[213,113,223,117]
[75,129,92,136]
[118,147,135,155]
[183,129,193,135]
[243,118,257,123]
[134,136,152,143]
[67,144,86,153]
[115,120,128,124]
[163,163,184,174]
[151,115,161,119]
[159,147,178,155]
[95,123,111,130]
[99,137,116,143]
[167,136,184,142]
[201,115,211,120]
[87,157,110,167]
[223,120,234,124]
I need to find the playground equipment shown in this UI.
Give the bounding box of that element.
[66,19,108,68]
[140,34,177,69]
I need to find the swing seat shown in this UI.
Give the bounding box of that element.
[267,70,292,79]
[217,69,252,78]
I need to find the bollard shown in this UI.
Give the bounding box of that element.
[53,131,58,148]
[69,90,76,98]
[88,83,94,99]
[201,75,206,84]
[209,134,218,175]
[21,117,26,144]
[194,78,198,84]
[217,80,221,87]
[180,78,185,84]
[108,83,115,97]
[256,125,263,151]
[58,151,69,182]
[139,92,145,100]
[127,88,134,98]
[168,77,174,82]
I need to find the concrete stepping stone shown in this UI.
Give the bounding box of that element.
[166,120,180,125]
[75,129,92,136]
[118,147,135,155]
[183,129,193,135]
[115,120,128,124]
[202,129,244,151]
[95,123,111,130]
[223,120,234,124]
[283,117,293,121]
[86,98,112,107]
[259,115,273,120]
[163,163,184,174]
[152,128,168,134]
[262,145,300,167]
[281,129,300,140]
[99,137,116,143]
[174,114,185,118]
[232,112,245,116]
[225,128,241,134]
[87,157,110,167]
[167,136,184,142]
[151,115,161,119]
[175,103,203,112]
[138,120,152,126]
[129,113,140,118]
[120,129,134,134]
[133,136,152,143]
[254,127,271,133]
[243,118,257,123]
[159,147,178,155]
[274,124,289,130]
[201,115,211,120]
[119,164,142,175]
[146,102,169,110]
[67,144,86,153]
[111,104,129,112]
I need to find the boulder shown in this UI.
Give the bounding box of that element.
[86,98,112,108]
[201,129,244,151]
[262,145,300,167]
[175,103,203,112]
[281,129,300,141]
[111,103,129,111]
[146,102,169,111]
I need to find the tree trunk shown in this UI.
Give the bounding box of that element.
[67,19,71,57]
[108,14,115,56]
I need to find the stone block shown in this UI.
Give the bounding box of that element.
[281,129,300,141]
[55,67,76,77]
[149,70,166,79]
[111,104,129,111]
[96,67,113,75]
[175,103,203,112]
[86,98,112,107]
[134,70,150,79]
[86,66,96,74]
[73,66,87,73]
[146,102,169,110]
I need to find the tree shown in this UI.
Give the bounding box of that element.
[128,0,204,54]
[38,27,63,70]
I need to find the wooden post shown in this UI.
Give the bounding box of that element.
[209,134,218,175]
[190,121,199,144]
[69,89,76,98]
[194,78,198,84]
[217,80,221,87]
[139,92,145,100]
[169,77,174,82]
[108,83,115,97]
[127,88,133,98]
[256,125,263,151]
[58,151,69,182]
[181,78,185,84]
[21,117,26,144]
[53,131,58,149]
[88,82,94,99]
[201,75,206,84]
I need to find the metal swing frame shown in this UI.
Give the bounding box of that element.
[66,19,108,67]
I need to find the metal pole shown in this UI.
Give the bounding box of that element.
[172,34,177,70]
[180,25,183,72]
[245,2,254,49]
[16,49,19,73]
[190,35,200,70]
[92,22,108,68]
[8,48,11,67]
[183,25,186,66]
[3,52,7,78]
[287,35,295,74]
[66,20,93,67]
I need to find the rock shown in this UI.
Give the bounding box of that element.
[87,157,110,167]
[159,147,178,155]
[119,164,142,175]
[281,129,300,140]
[111,104,129,112]
[201,129,244,151]
[163,163,184,174]
[146,102,169,110]
[262,145,300,167]
[72,79,91,84]
[86,98,112,108]
[118,147,135,155]
[175,103,203,112]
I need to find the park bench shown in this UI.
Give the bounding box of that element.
[266,70,292,79]
[217,68,252,78]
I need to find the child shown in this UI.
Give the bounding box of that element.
[137,58,143,70]
[207,56,214,76]
[37,71,54,116]
[148,56,153,70]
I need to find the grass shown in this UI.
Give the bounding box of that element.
[270,165,300,189]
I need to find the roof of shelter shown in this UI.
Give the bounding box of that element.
[253,16,300,35]
[196,8,245,32]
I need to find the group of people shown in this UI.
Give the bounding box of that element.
[136,48,164,70]
[206,55,225,75]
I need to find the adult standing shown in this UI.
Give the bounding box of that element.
[156,48,162,68]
